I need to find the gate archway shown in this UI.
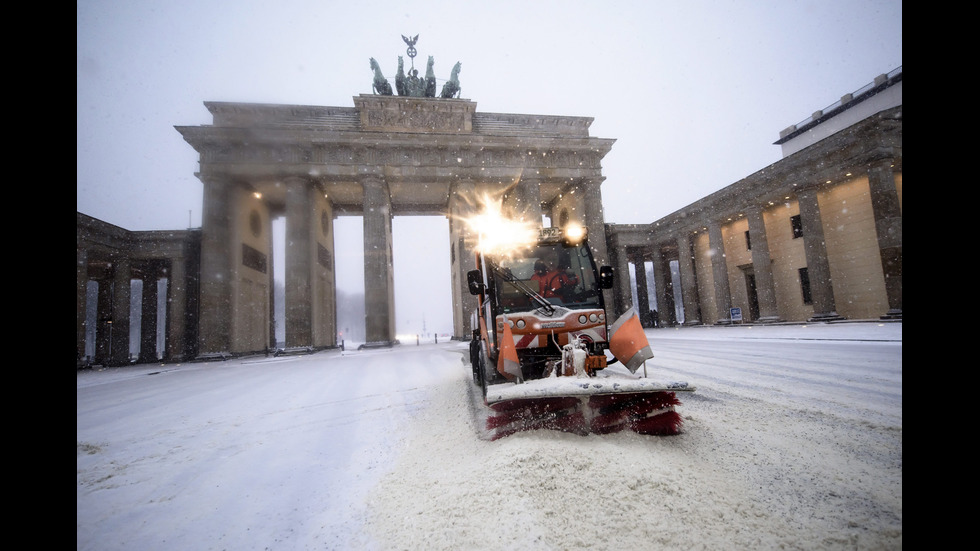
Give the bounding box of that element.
[176,95,615,356]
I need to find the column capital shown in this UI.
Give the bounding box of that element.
[197,172,237,188]
[576,177,606,189]
[358,173,387,187]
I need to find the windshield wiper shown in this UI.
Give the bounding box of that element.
[488,260,556,316]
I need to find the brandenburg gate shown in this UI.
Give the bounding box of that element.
[176,91,614,356]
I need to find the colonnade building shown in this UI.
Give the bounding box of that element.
[76,214,201,366]
[607,67,901,326]
[76,67,901,367]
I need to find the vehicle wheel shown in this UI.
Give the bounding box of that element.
[469,339,482,386]
[478,344,493,397]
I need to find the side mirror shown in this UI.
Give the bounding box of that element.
[599,266,614,289]
[467,270,485,295]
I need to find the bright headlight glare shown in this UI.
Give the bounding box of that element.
[564,223,586,243]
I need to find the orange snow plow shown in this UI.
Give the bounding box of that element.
[465,222,695,440]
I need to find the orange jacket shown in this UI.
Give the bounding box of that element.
[531,270,578,298]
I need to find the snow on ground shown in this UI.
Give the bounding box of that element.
[77,321,901,550]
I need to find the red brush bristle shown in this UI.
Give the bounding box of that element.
[632,411,684,435]
[486,397,584,430]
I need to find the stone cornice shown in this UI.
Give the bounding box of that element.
[182,135,611,173]
[472,112,595,137]
[204,102,361,129]
[77,212,199,260]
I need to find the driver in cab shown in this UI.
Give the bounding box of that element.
[531,260,578,299]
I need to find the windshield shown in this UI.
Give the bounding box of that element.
[490,241,601,313]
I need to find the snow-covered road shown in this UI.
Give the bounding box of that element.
[77,321,901,550]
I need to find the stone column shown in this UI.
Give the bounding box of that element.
[707,221,733,324]
[285,176,314,348]
[361,175,396,347]
[267,233,277,349]
[166,257,187,361]
[198,175,234,355]
[632,252,651,326]
[868,159,902,318]
[580,178,614,312]
[95,278,112,364]
[77,248,88,362]
[797,189,841,321]
[449,180,479,339]
[138,273,159,363]
[310,191,337,348]
[580,179,609,267]
[612,242,632,318]
[745,206,781,323]
[676,233,701,325]
[109,258,132,366]
[651,246,670,326]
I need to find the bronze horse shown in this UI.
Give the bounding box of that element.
[423,56,437,97]
[369,57,393,95]
[440,61,462,98]
[395,56,407,96]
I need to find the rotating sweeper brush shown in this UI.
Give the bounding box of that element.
[483,385,688,441]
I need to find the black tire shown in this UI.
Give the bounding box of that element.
[469,339,483,386]
[477,344,493,398]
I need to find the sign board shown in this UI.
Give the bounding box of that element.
[729,307,743,322]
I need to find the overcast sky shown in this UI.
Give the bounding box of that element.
[76,0,902,335]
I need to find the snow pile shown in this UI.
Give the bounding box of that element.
[362,371,872,550]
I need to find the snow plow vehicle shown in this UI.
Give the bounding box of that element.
[467,224,695,440]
